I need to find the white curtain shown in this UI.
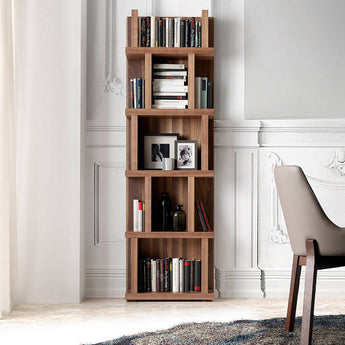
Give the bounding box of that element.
[0,0,15,316]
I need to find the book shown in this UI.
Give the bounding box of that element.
[155,18,159,47]
[150,16,155,47]
[160,259,164,292]
[153,63,185,70]
[146,259,151,292]
[195,200,207,231]
[153,99,188,105]
[185,19,190,47]
[156,259,160,292]
[184,260,191,292]
[194,260,201,292]
[130,79,134,108]
[199,201,212,232]
[200,77,208,109]
[143,258,147,291]
[158,17,163,47]
[153,92,187,97]
[195,77,201,108]
[207,80,212,108]
[179,259,184,292]
[164,258,169,292]
[163,18,167,47]
[169,259,173,292]
[138,258,143,292]
[133,78,137,108]
[152,79,186,86]
[153,71,187,77]
[152,104,187,109]
[151,259,156,292]
[153,95,187,100]
[180,19,186,47]
[133,199,139,231]
[141,18,146,47]
[190,259,195,292]
[190,17,195,47]
[172,258,180,292]
[168,18,174,47]
[136,77,142,109]
[142,202,145,232]
[153,75,186,80]
[146,17,151,47]
[138,202,143,232]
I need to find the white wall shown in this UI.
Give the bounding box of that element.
[13,0,83,304]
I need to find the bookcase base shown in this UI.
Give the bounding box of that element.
[125,292,214,301]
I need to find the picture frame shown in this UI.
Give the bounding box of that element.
[175,140,198,170]
[144,133,179,169]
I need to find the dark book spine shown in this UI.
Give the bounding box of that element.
[143,258,147,292]
[185,19,190,47]
[199,21,202,47]
[153,96,188,100]
[158,17,163,47]
[190,259,195,292]
[199,201,212,231]
[195,200,207,231]
[138,258,143,292]
[194,260,201,292]
[141,18,146,48]
[190,17,195,47]
[146,259,151,292]
[180,20,186,47]
[146,16,151,47]
[169,18,174,47]
[169,259,173,292]
[184,260,191,292]
[160,258,164,292]
[138,18,141,47]
[207,80,212,108]
[156,259,160,292]
[163,18,166,47]
[153,75,186,80]
[155,19,159,47]
[164,258,169,292]
[136,77,142,109]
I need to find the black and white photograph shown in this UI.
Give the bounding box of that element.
[175,140,198,170]
[144,133,179,169]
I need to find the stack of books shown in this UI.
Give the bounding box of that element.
[138,257,201,293]
[152,63,188,109]
[195,200,212,232]
[138,17,202,48]
[130,77,145,109]
[133,200,145,232]
[195,77,212,109]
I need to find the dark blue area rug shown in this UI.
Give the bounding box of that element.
[88,314,345,344]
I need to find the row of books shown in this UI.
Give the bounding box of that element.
[133,200,145,232]
[195,77,212,109]
[153,63,188,109]
[130,77,145,109]
[138,17,203,48]
[138,258,201,293]
[195,200,212,232]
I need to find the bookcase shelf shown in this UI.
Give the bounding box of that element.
[125,9,214,301]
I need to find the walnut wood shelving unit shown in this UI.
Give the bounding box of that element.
[125,9,214,301]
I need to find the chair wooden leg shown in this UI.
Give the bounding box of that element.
[301,240,318,345]
[286,254,302,332]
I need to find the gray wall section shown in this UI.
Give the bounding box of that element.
[245,0,345,119]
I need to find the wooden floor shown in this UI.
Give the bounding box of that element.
[0,298,344,345]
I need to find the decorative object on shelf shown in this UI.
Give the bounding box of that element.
[162,157,175,170]
[175,140,198,170]
[172,204,186,231]
[144,133,179,169]
[159,192,172,231]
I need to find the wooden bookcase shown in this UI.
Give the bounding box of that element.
[125,9,214,301]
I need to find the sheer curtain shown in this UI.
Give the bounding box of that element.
[0,0,15,316]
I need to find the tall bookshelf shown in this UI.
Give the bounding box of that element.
[125,9,214,301]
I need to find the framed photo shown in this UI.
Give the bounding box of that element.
[144,133,179,169]
[175,140,198,170]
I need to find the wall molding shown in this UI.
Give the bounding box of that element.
[94,162,126,246]
[86,125,126,148]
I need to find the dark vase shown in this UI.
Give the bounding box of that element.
[160,192,172,231]
[171,204,186,231]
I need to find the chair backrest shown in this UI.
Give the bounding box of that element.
[274,165,340,256]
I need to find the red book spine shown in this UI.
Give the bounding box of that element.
[199,201,212,232]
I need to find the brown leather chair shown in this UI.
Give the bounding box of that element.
[274,165,345,345]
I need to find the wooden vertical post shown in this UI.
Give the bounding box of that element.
[131,115,138,170]
[201,115,209,170]
[131,9,138,47]
[188,53,195,109]
[145,177,152,232]
[187,177,195,232]
[145,53,152,109]
[201,10,209,48]
[130,238,138,293]
[201,238,209,294]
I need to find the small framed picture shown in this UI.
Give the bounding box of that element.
[175,140,198,170]
[144,133,179,169]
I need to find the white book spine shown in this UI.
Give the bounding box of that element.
[133,199,139,231]
[152,80,185,86]
[151,259,156,292]
[172,258,180,292]
[154,99,188,105]
[153,63,185,70]
[133,78,137,109]
[176,18,180,47]
[153,71,187,76]
[151,16,155,47]
[152,85,188,92]
[179,259,184,292]
[174,18,178,47]
[165,18,169,47]
[152,104,186,109]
